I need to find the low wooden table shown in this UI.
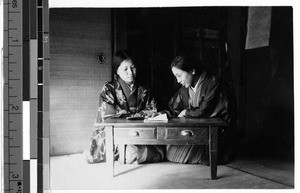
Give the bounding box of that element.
[101,117,228,180]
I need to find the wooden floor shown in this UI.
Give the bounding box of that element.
[49,153,294,190]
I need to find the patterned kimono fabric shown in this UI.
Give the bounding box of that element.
[95,78,165,164]
[166,72,209,164]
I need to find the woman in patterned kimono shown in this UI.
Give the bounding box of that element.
[165,55,236,165]
[87,50,165,164]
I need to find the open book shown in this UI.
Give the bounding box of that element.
[144,113,168,122]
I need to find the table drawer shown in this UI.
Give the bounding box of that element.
[164,127,208,143]
[114,127,157,140]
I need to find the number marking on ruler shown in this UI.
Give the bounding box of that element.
[3,0,23,193]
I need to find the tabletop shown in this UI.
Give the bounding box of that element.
[97,117,228,127]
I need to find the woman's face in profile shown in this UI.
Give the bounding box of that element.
[117,59,136,84]
[171,67,193,88]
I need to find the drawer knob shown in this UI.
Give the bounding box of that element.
[180,130,193,137]
[129,131,140,137]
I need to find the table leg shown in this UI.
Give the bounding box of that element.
[209,126,218,180]
[119,144,125,164]
[105,126,114,177]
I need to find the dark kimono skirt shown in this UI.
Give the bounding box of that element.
[89,78,165,164]
[166,71,235,164]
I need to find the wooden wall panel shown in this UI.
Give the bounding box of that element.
[243,7,294,159]
[50,8,112,155]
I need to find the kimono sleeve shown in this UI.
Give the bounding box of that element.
[137,87,151,112]
[167,89,185,118]
[185,76,221,118]
[96,84,117,122]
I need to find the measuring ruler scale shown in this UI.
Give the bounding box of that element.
[3,0,23,192]
[3,0,50,192]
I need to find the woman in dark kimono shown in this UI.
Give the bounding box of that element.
[87,50,165,164]
[165,55,236,165]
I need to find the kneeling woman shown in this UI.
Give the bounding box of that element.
[88,50,165,164]
[166,55,236,165]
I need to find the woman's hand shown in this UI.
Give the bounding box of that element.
[151,111,161,117]
[178,110,187,117]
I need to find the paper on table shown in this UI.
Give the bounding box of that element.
[144,113,168,122]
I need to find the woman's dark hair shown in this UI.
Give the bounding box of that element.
[170,54,203,73]
[113,50,135,77]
